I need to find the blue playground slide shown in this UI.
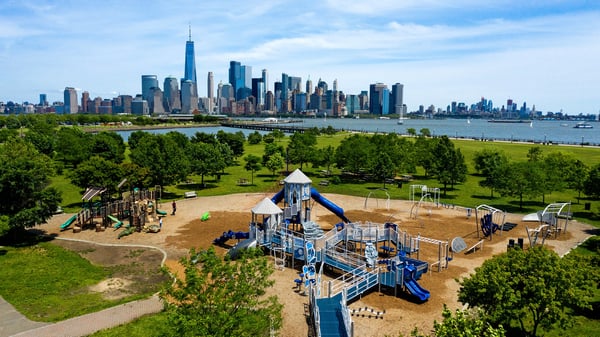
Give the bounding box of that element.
[271,188,284,204]
[227,238,257,259]
[213,230,250,245]
[315,292,350,337]
[60,214,77,230]
[310,187,350,223]
[404,277,430,301]
[107,214,123,229]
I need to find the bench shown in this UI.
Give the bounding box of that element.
[319,180,330,186]
[184,191,197,198]
[237,178,251,186]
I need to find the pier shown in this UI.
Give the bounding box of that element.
[220,120,307,134]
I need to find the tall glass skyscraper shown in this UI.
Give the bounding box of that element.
[184,26,198,97]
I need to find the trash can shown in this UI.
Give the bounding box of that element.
[466,208,472,218]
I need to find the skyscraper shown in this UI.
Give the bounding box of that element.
[369,83,389,115]
[207,72,214,113]
[163,76,181,112]
[63,87,78,114]
[183,26,198,97]
[141,75,158,102]
[391,83,404,115]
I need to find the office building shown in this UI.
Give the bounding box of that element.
[207,71,214,113]
[63,87,78,114]
[229,61,252,100]
[81,91,90,113]
[132,95,149,115]
[261,69,268,102]
[163,76,181,113]
[183,26,198,97]
[391,83,404,115]
[141,75,158,102]
[369,83,389,115]
[181,80,198,114]
[39,94,48,106]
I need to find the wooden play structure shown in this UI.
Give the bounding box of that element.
[60,186,164,237]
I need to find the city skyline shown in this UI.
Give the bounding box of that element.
[1,1,599,114]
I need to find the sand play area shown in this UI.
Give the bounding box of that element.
[40,192,595,337]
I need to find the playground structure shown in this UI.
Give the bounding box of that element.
[59,186,164,238]
[475,204,507,240]
[409,185,440,220]
[215,169,452,337]
[524,202,571,248]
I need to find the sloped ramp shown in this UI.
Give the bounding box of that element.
[316,293,349,337]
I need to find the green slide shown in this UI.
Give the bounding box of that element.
[60,215,77,230]
[107,215,123,229]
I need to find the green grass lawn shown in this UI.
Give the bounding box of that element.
[53,133,600,227]
[0,238,156,322]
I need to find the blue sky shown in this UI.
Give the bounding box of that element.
[1,0,599,114]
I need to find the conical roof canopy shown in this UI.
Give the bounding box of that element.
[251,197,283,215]
[283,168,312,184]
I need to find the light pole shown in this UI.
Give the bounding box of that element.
[582,136,585,147]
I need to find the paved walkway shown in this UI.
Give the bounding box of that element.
[0,296,48,337]
[3,295,163,337]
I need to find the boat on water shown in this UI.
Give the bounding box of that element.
[573,122,593,129]
[379,116,390,120]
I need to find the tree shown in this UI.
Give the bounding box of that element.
[55,127,91,168]
[188,142,226,185]
[216,130,245,158]
[0,138,61,236]
[419,128,431,137]
[265,152,285,177]
[334,134,372,175]
[496,161,544,210]
[262,142,285,167]
[473,149,509,198]
[458,246,596,337]
[312,145,336,174]
[70,156,124,195]
[244,154,262,184]
[411,305,505,337]
[370,152,394,188]
[584,163,600,198]
[430,136,467,195]
[286,132,317,169]
[247,131,263,145]
[129,133,190,187]
[89,132,126,163]
[161,247,283,337]
[564,159,588,200]
[406,128,417,137]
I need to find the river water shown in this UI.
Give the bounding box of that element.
[116,118,599,146]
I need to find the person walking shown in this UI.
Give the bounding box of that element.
[171,200,177,215]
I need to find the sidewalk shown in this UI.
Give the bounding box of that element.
[2,295,163,337]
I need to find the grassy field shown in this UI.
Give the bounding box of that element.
[56,132,600,227]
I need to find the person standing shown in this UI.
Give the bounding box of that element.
[172,200,177,215]
[159,217,163,229]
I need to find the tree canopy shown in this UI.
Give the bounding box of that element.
[0,138,61,236]
[161,247,282,337]
[458,246,597,337]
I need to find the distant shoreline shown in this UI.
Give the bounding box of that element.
[82,123,218,133]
